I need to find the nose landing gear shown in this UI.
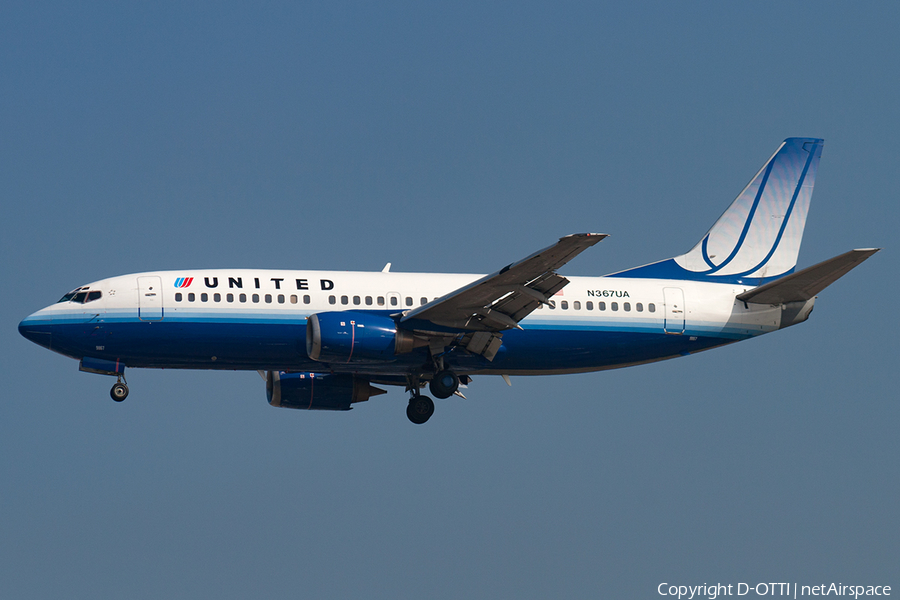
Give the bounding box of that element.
[110,377,129,402]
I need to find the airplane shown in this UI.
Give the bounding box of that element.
[19,137,879,424]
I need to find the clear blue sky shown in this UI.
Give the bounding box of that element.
[2,3,896,598]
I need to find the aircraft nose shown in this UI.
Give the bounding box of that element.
[18,310,53,350]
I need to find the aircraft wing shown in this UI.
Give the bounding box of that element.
[400,233,607,333]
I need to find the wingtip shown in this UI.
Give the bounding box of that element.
[562,232,609,241]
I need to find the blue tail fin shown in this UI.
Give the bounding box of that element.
[609,137,824,285]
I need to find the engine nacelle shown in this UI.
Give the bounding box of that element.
[266,371,386,411]
[306,311,416,363]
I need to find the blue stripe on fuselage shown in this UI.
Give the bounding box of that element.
[23,310,747,376]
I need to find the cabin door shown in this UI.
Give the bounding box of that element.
[137,276,164,321]
[663,287,685,334]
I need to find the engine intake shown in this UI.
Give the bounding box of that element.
[266,371,386,411]
[306,311,416,363]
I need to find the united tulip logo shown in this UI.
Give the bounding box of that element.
[174,277,194,288]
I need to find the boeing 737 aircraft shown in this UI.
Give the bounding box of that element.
[19,138,878,424]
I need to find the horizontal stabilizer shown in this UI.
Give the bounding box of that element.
[737,248,879,304]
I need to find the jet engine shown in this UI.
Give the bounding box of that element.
[266,371,386,411]
[305,311,417,363]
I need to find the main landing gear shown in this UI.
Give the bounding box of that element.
[406,372,436,425]
[110,376,129,402]
[407,393,435,425]
[406,369,465,424]
[429,369,459,399]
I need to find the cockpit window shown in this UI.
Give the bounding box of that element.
[62,290,102,304]
[58,287,89,303]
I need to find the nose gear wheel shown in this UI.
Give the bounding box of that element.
[110,381,129,402]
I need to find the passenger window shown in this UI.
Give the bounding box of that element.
[636,303,643,312]
[265,294,272,303]
[353,296,361,305]
[573,301,581,310]
[561,301,568,310]
[341,295,349,305]
[303,295,311,304]
[649,303,656,313]
[214,293,221,302]
[278,294,285,304]
[377,296,385,306]
[405,297,413,307]
[290,295,297,304]
[188,293,196,302]
[227,293,234,302]
[586,301,593,310]
[599,302,606,311]
[624,302,630,311]
[252,294,260,303]
[175,293,182,302]
[201,293,208,302]
[611,302,618,311]
[420,297,427,306]
[549,301,556,310]
[365,296,373,306]
[329,295,336,305]
[390,297,398,307]
[239,293,247,303]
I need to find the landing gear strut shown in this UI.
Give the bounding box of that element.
[406,371,440,424]
[110,377,129,402]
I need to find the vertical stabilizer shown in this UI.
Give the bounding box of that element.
[610,138,824,285]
